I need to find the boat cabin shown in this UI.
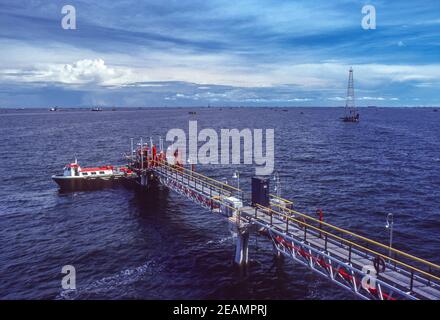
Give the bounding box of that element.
[63,161,114,177]
[64,163,81,177]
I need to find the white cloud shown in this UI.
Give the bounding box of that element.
[55,59,132,85]
[414,82,434,88]
[288,98,313,102]
[1,54,440,96]
[328,96,345,101]
[331,96,399,102]
[358,96,386,101]
[0,58,136,86]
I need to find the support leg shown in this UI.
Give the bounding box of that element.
[234,230,249,265]
[140,174,148,187]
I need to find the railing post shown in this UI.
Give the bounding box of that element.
[348,245,352,264]
[324,234,328,251]
[255,207,257,218]
[304,226,307,241]
[236,210,241,227]
[410,271,414,292]
[286,218,289,233]
[270,211,273,226]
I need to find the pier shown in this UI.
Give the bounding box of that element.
[126,140,440,300]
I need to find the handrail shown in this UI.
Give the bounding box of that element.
[152,160,242,193]
[211,196,242,212]
[270,194,293,204]
[255,203,440,282]
[269,202,440,271]
[138,158,439,282]
[152,160,240,198]
[156,167,242,213]
[158,164,230,196]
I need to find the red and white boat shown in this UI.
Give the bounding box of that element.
[52,159,136,190]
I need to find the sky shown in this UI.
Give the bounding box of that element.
[0,0,439,107]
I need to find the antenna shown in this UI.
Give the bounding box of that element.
[130,138,134,164]
[140,137,143,170]
[274,171,281,198]
[160,136,164,153]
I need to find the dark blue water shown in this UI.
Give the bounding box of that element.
[0,107,439,299]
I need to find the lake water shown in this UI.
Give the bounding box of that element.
[0,107,439,299]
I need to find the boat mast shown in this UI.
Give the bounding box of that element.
[130,138,134,165]
[345,67,356,117]
[140,137,144,170]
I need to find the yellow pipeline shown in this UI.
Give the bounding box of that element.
[270,194,294,204]
[255,204,440,281]
[151,160,439,278]
[153,160,236,197]
[269,202,440,271]
[153,160,242,193]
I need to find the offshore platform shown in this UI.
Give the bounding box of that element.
[341,67,360,122]
[114,137,440,301]
[53,137,440,300]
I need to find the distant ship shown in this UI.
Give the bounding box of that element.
[341,67,360,123]
[91,107,103,112]
[49,107,58,112]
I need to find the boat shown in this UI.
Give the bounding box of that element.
[91,107,103,112]
[341,67,360,123]
[342,113,360,122]
[52,159,136,190]
[49,107,58,112]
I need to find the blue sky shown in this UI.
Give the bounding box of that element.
[0,0,439,107]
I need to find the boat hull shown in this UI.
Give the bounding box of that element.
[52,174,136,191]
[341,116,360,123]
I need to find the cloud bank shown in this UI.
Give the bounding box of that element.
[0,0,439,107]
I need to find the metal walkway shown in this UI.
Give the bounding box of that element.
[129,157,440,300]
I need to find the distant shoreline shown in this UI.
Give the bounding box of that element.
[1,105,439,110]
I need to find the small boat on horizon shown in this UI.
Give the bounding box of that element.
[91,107,103,112]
